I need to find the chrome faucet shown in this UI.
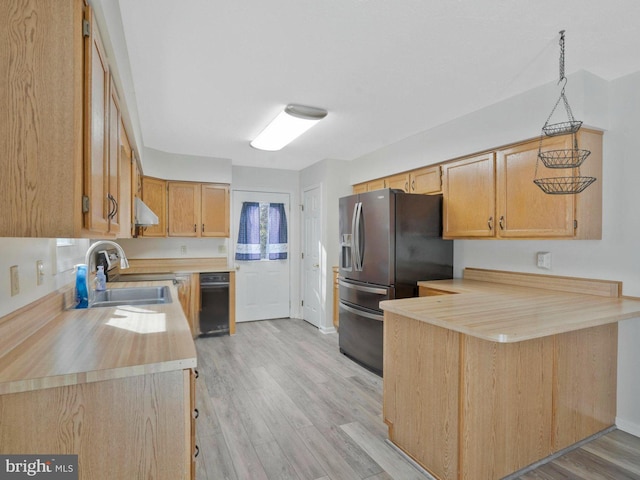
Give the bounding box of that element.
[84,240,130,304]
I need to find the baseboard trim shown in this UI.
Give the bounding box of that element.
[319,325,337,334]
[616,417,640,437]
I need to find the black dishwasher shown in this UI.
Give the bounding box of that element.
[199,272,230,336]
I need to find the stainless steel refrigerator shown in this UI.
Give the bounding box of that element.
[338,188,453,375]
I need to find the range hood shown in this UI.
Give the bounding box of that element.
[134,197,159,226]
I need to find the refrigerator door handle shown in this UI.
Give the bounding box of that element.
[354,202,364,271]
[351,202,359,271]
[338,279,387,295]
[339,302,384,322]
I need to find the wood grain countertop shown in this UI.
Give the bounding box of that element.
[124,257,233,274]
[0,281,197,395]
[379,268,640,343]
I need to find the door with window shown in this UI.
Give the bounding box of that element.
[233,191,290,322]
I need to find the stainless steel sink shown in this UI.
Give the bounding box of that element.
[90,286,172,308]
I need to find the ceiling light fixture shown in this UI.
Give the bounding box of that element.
[250,104,328,151]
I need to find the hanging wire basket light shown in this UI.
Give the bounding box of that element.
[534,30,596,195]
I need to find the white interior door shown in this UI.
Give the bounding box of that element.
[302,186,322,327]
[233,191,290,322]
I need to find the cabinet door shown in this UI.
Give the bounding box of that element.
[352,183,368,194]
[118,121,132,239]
[175,274,193,334]
[201,184,230,237]
[84,7,110,235]
[0,0,84,237]
[385,173,410,192]
[497,137,575,238]
[367,178,386,191]
[107,76,121,234]
[410,166,442,194]
[168,182,200,237]
[141,176,167,237]
[443,153,496,238]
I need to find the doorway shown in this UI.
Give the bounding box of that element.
[232,191,290,322]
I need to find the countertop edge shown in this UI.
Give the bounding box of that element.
[381,301,640,343]
[382,274,640,343]
[0,281,197,395]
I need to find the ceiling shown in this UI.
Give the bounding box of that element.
[116,0,640,171]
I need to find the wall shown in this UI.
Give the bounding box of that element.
[349,69,640,435]
[350,71,609,184]
[300,159,352,332]
[0,238,88,318]
[142,147,232,183]
[116,238,228,259]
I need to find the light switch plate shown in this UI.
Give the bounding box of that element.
[10,265,19,296]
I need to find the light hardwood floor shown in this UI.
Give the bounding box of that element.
[194,318,640,480]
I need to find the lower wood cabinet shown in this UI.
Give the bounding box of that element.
[383,313,616,480]
[0,369,196,480]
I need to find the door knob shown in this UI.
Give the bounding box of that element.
[313,264,320,268]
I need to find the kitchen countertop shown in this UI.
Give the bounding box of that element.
[0,281,197,395]
[380,268,640,343]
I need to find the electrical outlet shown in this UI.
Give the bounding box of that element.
[180,245,187,256]
[536,251,552,270]
[10,265,19,296]
[218,244,227,254]
[36,260,44,286]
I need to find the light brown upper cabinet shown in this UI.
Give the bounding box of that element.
[384,173,411,192]
[85,9,123,237]
[443,153,496,238]
[106,76,122,235]
[353,178,386,193]
[141,176,167,237]
[443,129,602,239]
[119,120,132,239]
[84,10,111,236]
[168,182,230,237]
[1,0,82,236]
[410,165,442,194]
[0,1,130,238]
[353,167,442,195]
[201,184,230,237]
[352,183,368,194]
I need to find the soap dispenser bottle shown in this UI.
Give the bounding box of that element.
[96,265,107,291]
[75,264,89,309]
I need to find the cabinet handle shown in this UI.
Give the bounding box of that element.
[194,369,199,379]
[202,224,204,233]
[194,224,197,232]
[107,194,115,219]
[411,180,415,191]
[193,408,199,419]
[194,445,199,458]
[499,215,505,230]
[106,194,118,220]
[487,216,493,230]
[405,182,408,191]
